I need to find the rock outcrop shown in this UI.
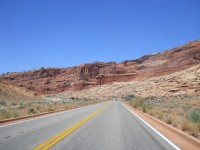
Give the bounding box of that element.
[0,40,200,95]
[56,64,200,100]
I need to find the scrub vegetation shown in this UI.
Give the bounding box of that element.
[0,98,102,120]
[125,94,200,139]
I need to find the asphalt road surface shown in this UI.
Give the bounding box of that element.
[0,101,179,150]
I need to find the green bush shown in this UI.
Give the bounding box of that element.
[142,102,153,113]
[142,104,147,113]
[0,109,11,119]
[187,108,200,123]
[130,97,144,108]
[123,95,135,101]
[28,108,35,114]
[0,101,6,106]
[12,102,17,106]
[18,105,24,109]
[129,95,135,98]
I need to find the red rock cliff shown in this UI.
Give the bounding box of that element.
[1,40,200,95]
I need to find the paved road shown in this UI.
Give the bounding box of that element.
[0,101,179,150]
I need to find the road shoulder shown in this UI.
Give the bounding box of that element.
[122,102,200,150]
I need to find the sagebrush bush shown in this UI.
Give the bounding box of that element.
[28,108,35,114]
[141,103,152,113]
[187,108,200,123]
[142,104,147,113]
[129,97,144,108]
[0,100,6,106]
[0,109,11,119]
[182,119,200,137]
[157,111,164,119]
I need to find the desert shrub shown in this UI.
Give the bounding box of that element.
[163,114,172,124]
[28,108,35,114]
[129,95,135,98]
[0,109,11,119]
[19,102,24,105]
[0,101,6,106]
[182,119,200,137]
[183,105,192,112]
[36,105,40,110]
[47,106,55,112]
[83,98,88,101]
[123,95,135,101]
[13,111,19,118]
[18,105,24,109]
[157,111,164,120]
[141,103,152,113]
[12,102,17,106]
[130,97,153,113]
[187,108,200,123]
[130,97,144,108]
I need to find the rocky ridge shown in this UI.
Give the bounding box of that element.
[0,40,200,95]
[53,63,200,100]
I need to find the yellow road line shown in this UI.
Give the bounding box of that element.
[34,102,112,150]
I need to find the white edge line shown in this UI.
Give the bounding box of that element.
[0,102,106,128]
[120,102,181,150]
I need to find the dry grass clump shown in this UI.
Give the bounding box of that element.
[182,107,200,137]
[0,98,103,120]
[0,109,20,120]
[129,97,144,108]
[182,119,200,137]
[125,94,200,139]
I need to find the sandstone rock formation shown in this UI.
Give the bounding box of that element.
[0,40,200,95]
[56,64,200,100]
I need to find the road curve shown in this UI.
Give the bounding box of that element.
[0,101,179,150]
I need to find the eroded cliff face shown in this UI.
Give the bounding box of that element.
[1,40,200,95]
[0,62,117,94]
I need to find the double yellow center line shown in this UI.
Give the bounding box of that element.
[34,102,112,150]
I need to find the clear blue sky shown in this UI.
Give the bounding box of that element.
[0,0,200,74]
